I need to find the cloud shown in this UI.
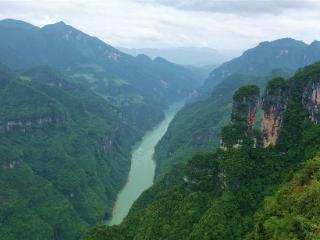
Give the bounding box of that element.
[136,0,318,15]
[0,0,319,51]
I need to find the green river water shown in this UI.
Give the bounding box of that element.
[108,102,184,225]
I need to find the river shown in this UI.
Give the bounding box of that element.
[107,102,184,225]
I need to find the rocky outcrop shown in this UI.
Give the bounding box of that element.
[231,85,260,130]
[0,115,64,133]
[262,78,288,147]
[221,85,260,148]
[247,101,258,131]
[2,160,21,170]
[302,78,320,124]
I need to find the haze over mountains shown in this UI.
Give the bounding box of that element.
[198,38,320,98]
[119,47,241,67]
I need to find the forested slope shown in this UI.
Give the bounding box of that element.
[83,63,320,240]
[0,65,144,239]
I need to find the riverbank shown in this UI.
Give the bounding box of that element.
[107,102,184,225]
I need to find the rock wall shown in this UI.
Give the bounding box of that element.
[262,79,288,147]
[247,100,259,131]
[302,78,320,124]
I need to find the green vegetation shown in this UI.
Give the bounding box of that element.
[266,77,287,94]
[246,156,320,240]
[83,63,320,240]
[0,65,155,239]
[232,85,260,101]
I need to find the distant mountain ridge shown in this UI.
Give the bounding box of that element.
[119,47,240,67]
[199,38,320,98]
[0,19,200,104]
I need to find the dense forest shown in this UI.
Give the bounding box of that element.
[83,63,320,239]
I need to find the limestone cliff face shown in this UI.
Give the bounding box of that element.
[262,78,288,147]
[302,78,320,124]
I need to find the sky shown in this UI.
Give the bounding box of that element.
[0,0,320,51]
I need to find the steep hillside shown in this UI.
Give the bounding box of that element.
[83,63,320,240]
[154,69,292,178]
[153,38,320,179]
[0,65,146,239]
[0,19,200,104]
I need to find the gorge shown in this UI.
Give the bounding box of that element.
[107,102,184,225]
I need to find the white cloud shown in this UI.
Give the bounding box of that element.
[136,0,318,15]
[0,0,319,51]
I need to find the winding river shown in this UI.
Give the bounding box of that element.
[107,102,184,225]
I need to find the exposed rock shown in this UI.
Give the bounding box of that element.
[247,101,258,131]
[262,78,288,147]
[302,78,320,124]
[0,115,64,133]
[2,160,21,170]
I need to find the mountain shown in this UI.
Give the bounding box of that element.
[0,19,200,104]
[153,38,320,179]
[83,62,320,240]
[199,38,320,99]
[119,47,240,67]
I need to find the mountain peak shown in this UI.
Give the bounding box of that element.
[0,19,39,30]
[310,40,320,47]
[42,21,71,31]
[135,54,152,62]
[56,21,66,25]
[258,38,306,48]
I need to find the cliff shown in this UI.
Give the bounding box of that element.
[262,78,288,147]
[302,76,320,123]
[262,64,320,147]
